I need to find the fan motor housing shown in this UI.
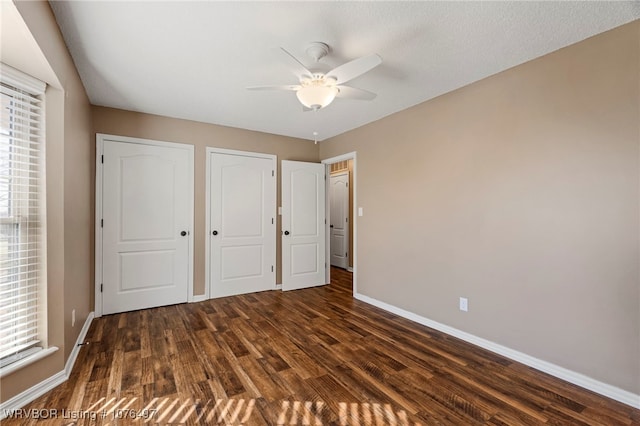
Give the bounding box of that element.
[306,42,330,62]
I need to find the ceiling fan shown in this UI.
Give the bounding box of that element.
[247,42,382,111]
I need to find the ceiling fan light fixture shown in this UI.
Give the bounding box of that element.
[248,44,381,111]
[296,85,338,110]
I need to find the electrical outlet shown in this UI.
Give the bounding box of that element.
[72,309,76,327]
[459,297,468,312]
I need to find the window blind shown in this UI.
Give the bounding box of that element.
[0,64,46,367]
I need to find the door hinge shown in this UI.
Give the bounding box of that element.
[100,284,103,293]
[346,182,348,188]
[272,218,274,225]
[272,170,275,177]
[101,219,103,228]
[346,217,348,223]
[271,265,274,272]
[101,155,104,164]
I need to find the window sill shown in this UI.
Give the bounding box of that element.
[0,347,59,378]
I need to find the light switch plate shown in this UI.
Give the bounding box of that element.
[459,297,468,312]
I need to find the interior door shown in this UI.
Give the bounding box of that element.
[102,139,192,315]
[209,151,276,298]
[330,172,349,269]
[281,160,326,291]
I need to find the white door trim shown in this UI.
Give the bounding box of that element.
[321,152,357,294]
[95,133,194,317]
[205,147,277,300]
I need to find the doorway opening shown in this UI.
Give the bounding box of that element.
[322,152,357,294]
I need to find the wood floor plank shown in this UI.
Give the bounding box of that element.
[208,353,246,397]
[3,267,639,425]
[306,374,363,424]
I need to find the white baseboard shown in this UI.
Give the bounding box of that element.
[65,312,95,376]
[275,284,282,290]
[0,312,95,419]
[354,292,640,409]
[347,266,354,272]
[0,370,66,419]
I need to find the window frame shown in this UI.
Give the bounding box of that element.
[0,63,55,377]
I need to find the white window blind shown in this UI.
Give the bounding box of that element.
[0,64,47,368]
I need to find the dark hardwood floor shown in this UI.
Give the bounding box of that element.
[4,267,639,425]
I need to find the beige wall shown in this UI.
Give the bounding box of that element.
[1,1,93,402]
[62,72,93,361]
[320,21,640,394]
[92,107,319,295]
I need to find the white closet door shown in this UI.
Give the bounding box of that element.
[102,139,192,315]
[209,151,276,298]
[281,160,326,291]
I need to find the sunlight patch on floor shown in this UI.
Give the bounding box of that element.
[70,397,423,425]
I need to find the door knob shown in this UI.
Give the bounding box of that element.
[212,230,218,236]
[330,225,334,228]
[284,231,290,235]
[180,231,187,236]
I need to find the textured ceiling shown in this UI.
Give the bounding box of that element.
[50,1,640,142]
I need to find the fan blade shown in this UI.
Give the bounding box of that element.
[272,47,313,80]
[326,54,382,85]
[246,85,301,91]
[336,85,377,101]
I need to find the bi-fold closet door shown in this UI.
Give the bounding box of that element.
[207,155,327,297]
[207,149,277,298]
